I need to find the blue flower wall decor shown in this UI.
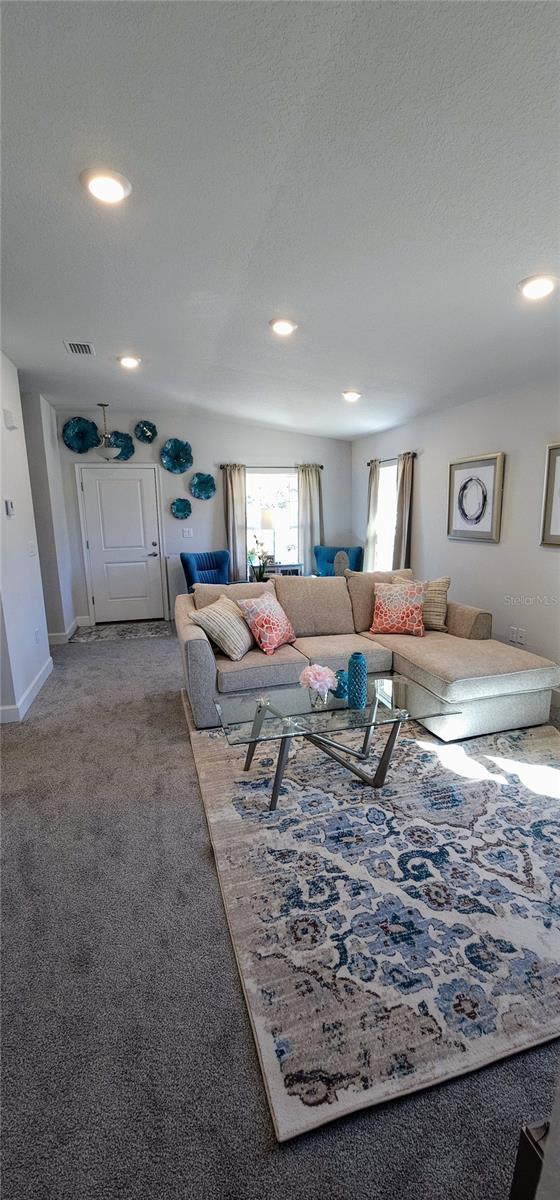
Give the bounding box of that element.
[62,417,101,454]
[190,472,216,500]
[134,420,158,443]
[109,431,135,461]
[160,438,193,474]
[170,498,192,520]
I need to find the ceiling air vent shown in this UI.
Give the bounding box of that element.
[64,340,96,357]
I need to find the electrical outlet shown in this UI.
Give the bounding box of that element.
[182,528,193,539]
[508,626,518,643]
[517,628,527,646]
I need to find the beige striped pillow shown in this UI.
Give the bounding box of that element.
[189,594,254,660]
[423,576,451,632]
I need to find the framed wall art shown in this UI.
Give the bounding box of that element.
[540,442,560,546]
[447,452,505,543]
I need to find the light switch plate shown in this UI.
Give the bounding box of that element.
[182,528,193,539]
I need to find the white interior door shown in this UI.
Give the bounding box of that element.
[81,466,164,622]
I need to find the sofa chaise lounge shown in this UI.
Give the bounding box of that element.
[175,574,559,742]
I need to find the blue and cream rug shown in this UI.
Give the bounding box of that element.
[185,702,560,1141]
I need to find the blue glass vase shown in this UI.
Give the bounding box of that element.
[348,652,368,709]
[331,669,348,700]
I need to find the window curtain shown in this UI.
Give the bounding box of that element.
[363,459,380,570]
[392,451,414,569]
[222,464,247,581]
[298,464,324,575]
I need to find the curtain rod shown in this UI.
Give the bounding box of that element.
[367,452,417,466]
[220,463,323,469]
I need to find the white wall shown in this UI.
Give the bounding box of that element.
[0,352,52,721]
[57,408,353,617]
[352,383,560,662]
[22,394,75,640]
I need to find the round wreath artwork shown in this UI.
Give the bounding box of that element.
[160,438,193,474]
[457,476,488,525]
[109,431,135,461]
[134,420,158,444]
[62,416,101,454]
[170,498,192,520]
[190,472,216,500]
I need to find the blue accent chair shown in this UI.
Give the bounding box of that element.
[314,545,363,576]
[180,550,230,593]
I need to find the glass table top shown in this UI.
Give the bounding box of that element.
[215,674,461,746]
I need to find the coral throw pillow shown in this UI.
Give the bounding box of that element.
[370,581,428,637]
[237,593,296,655]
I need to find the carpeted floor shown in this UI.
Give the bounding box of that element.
[2,637,558,1200]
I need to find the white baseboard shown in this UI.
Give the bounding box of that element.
[0,656,53,723]
[76,615,92,628]
[49,618,78,645]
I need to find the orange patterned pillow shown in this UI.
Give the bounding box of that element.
[369,581,428,637]
[237,593,296,655]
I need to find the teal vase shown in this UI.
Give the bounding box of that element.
[348,652,368,709]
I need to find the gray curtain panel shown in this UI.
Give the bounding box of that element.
[298,464,324,575]
[222,464,247,581]
[392,451,414,569]
[363,459,380,570]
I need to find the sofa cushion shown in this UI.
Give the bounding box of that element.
[237,593,296,655]
[423,576,451,632]
[370,580,428,637]
[215,643,308,693]
[293,634,392,673]
[189,594,254,660]
[344,569,413,632]
[366,631,560,701]
[193,580,274,610]
[274,576,355,636]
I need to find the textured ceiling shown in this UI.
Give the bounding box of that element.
[2,1,559,437]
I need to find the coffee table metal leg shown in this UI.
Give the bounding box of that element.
[269,737,290,811]
[243,701,267,772]
[371,720,402,787]
[359,698,379,759]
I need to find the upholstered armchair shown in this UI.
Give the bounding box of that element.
[314,545,363,576]
[180,550,230,593]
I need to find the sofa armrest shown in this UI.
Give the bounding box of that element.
[175,594,220,726]
[446,601,492,640]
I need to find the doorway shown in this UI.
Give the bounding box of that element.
[77,465,167,624]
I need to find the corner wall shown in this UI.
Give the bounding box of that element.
[351,383,560,662]
[0,353,52,721]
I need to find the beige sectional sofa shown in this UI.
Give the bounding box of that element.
[175,573,559,742]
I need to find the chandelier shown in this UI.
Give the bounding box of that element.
[97,403,120,460]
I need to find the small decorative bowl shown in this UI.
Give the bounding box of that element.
[160,438,193,474]
[170,498,192,519]
[108,431,135,461]
[134,420,158,443]
[190,472,216,500]
[62,416,100,454]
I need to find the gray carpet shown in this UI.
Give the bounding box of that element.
[1,638,558,1200]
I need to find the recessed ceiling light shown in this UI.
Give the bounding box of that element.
[269,318,298,337]
[342,390,362,403]
[80,168,132,204]
[118,355,141,370]
[517,275,557,301]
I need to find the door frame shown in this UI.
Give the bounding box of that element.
[76,463,169,625]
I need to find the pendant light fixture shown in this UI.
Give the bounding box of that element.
[97,403,120,460]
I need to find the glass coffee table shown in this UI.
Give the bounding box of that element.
[215,674,460,810]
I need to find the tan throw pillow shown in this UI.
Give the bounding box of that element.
[423,576,451,632]
[344,569,413,632]
[189,594,254,660]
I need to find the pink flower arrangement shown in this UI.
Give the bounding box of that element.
[299,663,338,701]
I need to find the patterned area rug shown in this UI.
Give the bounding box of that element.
[185,700,560,1141]
[70,621,174,642]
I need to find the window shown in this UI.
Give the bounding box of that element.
[374,461,398,570]
[246,470,299,567]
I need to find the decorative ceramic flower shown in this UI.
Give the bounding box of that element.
[190,472,216,500]
[62,416,100,454]
[108,431,135,461]
[160,438,193,474]
[170,498,192,519]
[299,663,338,701]
[134,420,158,443]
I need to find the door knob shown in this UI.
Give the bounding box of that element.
[148,551,159,557]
